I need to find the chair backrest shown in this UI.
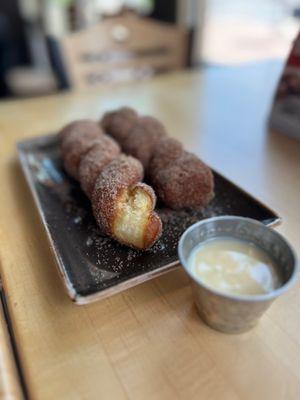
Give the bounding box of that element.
[49,13,188,91]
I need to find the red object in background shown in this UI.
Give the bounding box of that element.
[287,33,300,67]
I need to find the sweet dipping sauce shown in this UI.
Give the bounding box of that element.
[188,237,281,296]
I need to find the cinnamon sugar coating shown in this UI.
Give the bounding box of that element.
[149,136,184,182]
[122,116,167,169]
[79,135,121,197]
[91,155,144,234]
[152,152,214,210]
[59,120,103,151]
[59,120,103,179]
[101,107,138,143]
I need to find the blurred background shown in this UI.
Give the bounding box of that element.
[0,0,299,99]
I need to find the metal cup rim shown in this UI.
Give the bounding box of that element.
[178,215,299,303]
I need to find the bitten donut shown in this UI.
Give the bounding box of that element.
[101,107,138,143]
[149,136,184,182]
[79,134,121,197]
[152,152,214,210]
[122,116,167,169]
[92,155,162,249]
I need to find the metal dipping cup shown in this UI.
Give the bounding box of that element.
[178,216,298,334]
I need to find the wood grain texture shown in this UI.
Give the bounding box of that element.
[0,63,300,399]
[0,297,23,400]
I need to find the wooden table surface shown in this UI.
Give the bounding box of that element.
[0,62,300,400]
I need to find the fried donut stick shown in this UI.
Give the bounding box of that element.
[79,134,121,197]
[59,119,103,150]
[92,155,162,249]
[152,152,214,210]
[59,120,103,179]
[122,116,167,169]
[100,107,214,211]
[101,107,138,144]
[149,136,184,183]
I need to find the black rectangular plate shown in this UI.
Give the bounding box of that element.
[17,135,280,304]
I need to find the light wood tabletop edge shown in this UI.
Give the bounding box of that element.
[0,286,24,400]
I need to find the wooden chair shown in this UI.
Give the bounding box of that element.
[48,12,189,91]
